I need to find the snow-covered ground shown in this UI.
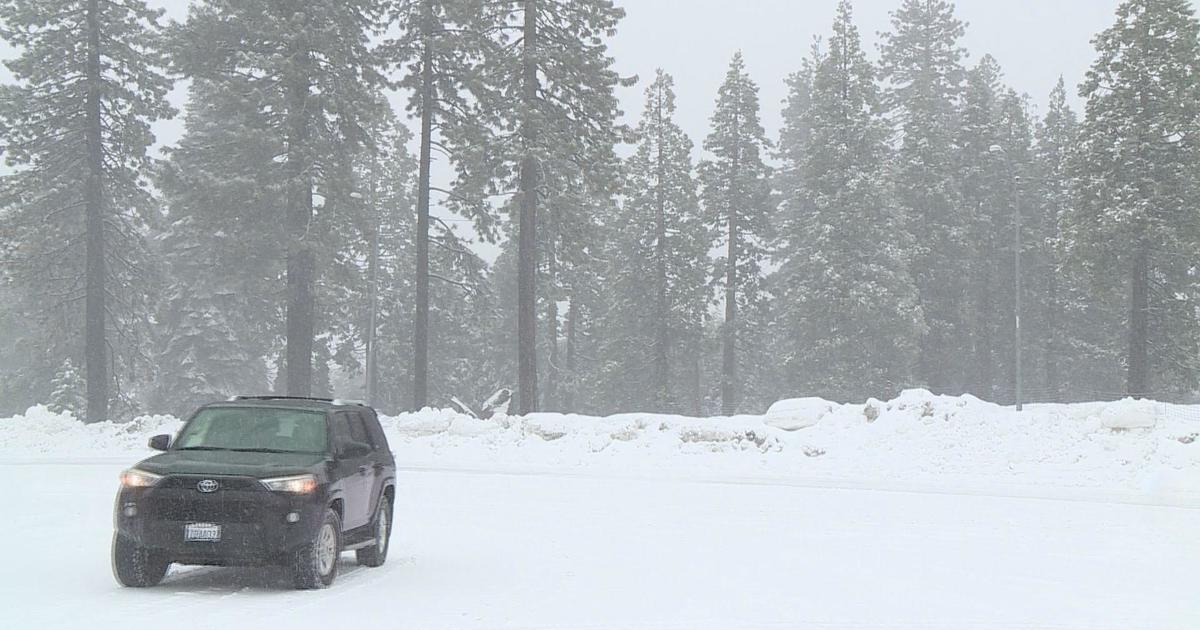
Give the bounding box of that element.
[2,391,1199,629]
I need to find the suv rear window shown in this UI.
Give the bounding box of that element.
[363,412,390,451]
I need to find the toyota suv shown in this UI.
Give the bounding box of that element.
[112,396,396,589]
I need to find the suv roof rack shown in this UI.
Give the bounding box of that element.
[331,398,367,407]
[228,395,335,403]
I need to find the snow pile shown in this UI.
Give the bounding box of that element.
[378,390,1200,496]
[0,405,182,457]
[763,396,834,430]
[2,391,1197,497]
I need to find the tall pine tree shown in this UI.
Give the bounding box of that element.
[700,53,773,415]
[1036,79,1120,399]
[151,77,285,415]
[774,1,923,402]
[1067,0,1200,397]
[0,0,173,421]
[388,0,502,410]
[595,70,708,413]
[469,0,628,414]
[879,0,970,395]
[173,0,388,396]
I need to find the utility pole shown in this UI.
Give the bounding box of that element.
[991,145,1022,411]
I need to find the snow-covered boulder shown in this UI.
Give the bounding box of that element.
[1099,398,1158,430]
[764,397,833,431]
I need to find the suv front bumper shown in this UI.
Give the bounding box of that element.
[114,475,327,566]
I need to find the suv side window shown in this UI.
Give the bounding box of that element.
[330,413,355,455]
[347,412,372,448]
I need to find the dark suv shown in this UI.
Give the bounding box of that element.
[112,396,396,589]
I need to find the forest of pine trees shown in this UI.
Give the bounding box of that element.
[2,0,1200,421]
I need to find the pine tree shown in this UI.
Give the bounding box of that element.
[956,55,1008,400]
[1067,0,1200,396]
[595,70,708,413]
[992,87,1038,404]
[0,0,173,422]
[151,78,285,414]
[469,0,628,414]
[336,98,496,413]
[1036,80,1077,398]
[699,53,773,415]
[387,0,502,410]
[773,1,923,402]
[879,0,971,394]
[48,359,87,418]
[173,0,389,397]
[1035,79,1121,399]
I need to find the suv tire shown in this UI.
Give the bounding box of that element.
[112,534,169,587]
[291,508,342,589]
[356,498,392,567]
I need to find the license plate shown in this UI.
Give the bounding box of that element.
[184,522,221,542]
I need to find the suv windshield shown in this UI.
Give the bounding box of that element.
[174,407,327,454]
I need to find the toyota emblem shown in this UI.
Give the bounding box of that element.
[197,479,219,493]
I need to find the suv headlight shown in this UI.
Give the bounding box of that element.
[260,474,318,494]
[120,468,163,488]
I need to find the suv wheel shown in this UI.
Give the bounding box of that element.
[291,508,341,589]
[356,498,392,567]
[112,534,169,587]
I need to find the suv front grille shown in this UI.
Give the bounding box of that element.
[157,475,265,492]
[145,475,268,523]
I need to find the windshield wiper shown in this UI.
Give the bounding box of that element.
[227,447,313,454]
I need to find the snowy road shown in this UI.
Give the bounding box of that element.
[4,461,1198,630]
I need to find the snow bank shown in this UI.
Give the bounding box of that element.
[0,405,182,457]
[2,392,1198,497]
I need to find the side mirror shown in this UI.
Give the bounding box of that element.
[339,441,371,459]
[148,434,171,451]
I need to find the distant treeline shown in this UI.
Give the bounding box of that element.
[2,0,1199,420]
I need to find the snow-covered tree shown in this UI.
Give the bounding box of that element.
[173,0,389,397]
[594,70,709,414]
[773,1,924,402]
[1035,79,1121,399]
[467,0,628,414]
[150,77,285,414]
[700,52,773,414]
[1066,0,1200,396]
[386,0,505,410]
[48,359,87,418]
[879,0,971,394]
[0,0,174,421]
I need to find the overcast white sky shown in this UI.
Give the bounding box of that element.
[2,0,1194,256]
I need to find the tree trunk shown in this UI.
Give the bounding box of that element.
[365,178,380,406]
[83,0,108,423]
[516,0,539,414]
[1127,246,1149,397]
[691,342,702,417]
[284,42,315,397]
[721,107,741,416]
[564,297,578,411]
[1044,264,1060,400]
[721,208,738,415]
[544,227,559,411]
[653,87,669,410]
[973,251,994,400]
[412,0,435,411]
